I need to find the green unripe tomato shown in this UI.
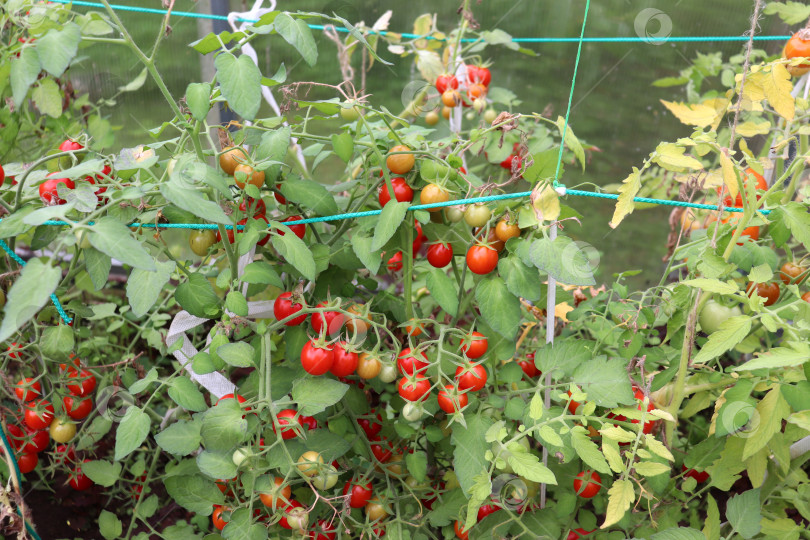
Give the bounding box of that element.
[379,364,398,383]
[464,204,492,227]
[311,464,339,490]
[425,110,439,125]
[75,229,92,249]
[445,207,464,223]
[698,300,742,334]
[189,230,217,257]
[484,109,498,124]
[232,447,251,466]
[402,402,424,422]
[340,103,361,122]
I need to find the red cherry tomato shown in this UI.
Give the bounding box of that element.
[65,367,96,397]
[312,302,345,336]
[427,243,453,268]
[16,452,38,474]
[301,341,335,376]
[14,378,41,402]
[69,460,94,490]
[280,216,306,239]
[397,348,430,376]
[460,331,488,359]
[7,342,22,359]
[378,177,414,207]
[387,251,403,272]
[278,500,305,529]
[715,168,768,208]
[63,396,93,421]
[274,292,308,326]
[343,481,373,508]
[357,411,383,438]
[215,393,247,407]
[437,385,468,413]
[310,519,337,540]
[329,342,358,377]
[239,197,266,217]
[746,281,780,306]
[24,400,55,431]
[500,154,522,171]
[211,506,228,531]
[59,139,84,152]
[370,438,393,463]
[681,465,710,483]
[454,520,469,540]
[567,528,595,540]
[299,415,318,431]
[397,376,431,402]
[518,360,539,378]
[39,174,75,205]
[466,65,492,87]
[455,364,487,392]
[8,424,49,454]
[573,470,601,498]
[466,245,499,275]
[274,409,300,440]
[477,502,501,521]
[55,444,77,464]
[435,74,459,94]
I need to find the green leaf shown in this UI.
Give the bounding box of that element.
[256,126,290,181]
[528,236,596,286]
[168,377,208,412]
[214,52,262,120]
[351,233,382,274]
[331,132,354,162]
[10,47,40,107]
[475,276,521,338]
[217,341,255,367]
[406,451,428,483]
[292,378,349,416]
[164,475,225,515]
[196,450,238,480]
[693,316,752,364]
[507,451,556,483]
[427,489,466,527]
[89,217,156,271]
[200,399,248,453]
[271,228,316,281]
[127,260,175,317]
[40,324,74,360]
[176,273,222,318]
[536,339,594,379]
[240,262,282,287]
[273,13,318,67]
[372,202,409,251]
[650,528,706,540]
[114,407,151,460]
[570,427,611,474]
[742,387,789,461]
[98,510,123,540]
[35,22,81,77]
[304,429,351,462]
[726,489,762,539]
[222,508,269,540]
[160,182,230,225]
[186,82,211,121]
[81,460,122,487]
[156,420,202,456]
[681,278,739,295]
[225,291,249,317]
[279,176,339,216]
[771,203,810,252]
[498,255,542,301]
[426,268,459,316]
[764,1,810,24]
[0,259,61,343]
[573,357,635,408]
[734,341,810,371]
[84,247,111,290]
[0,207,34,239]
[262,62,287,87]
[32,78,62,117]
[451,415,493,496]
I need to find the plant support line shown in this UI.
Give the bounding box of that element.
[48,0,788,44]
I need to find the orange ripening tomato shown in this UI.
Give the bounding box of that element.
[715,168,767,208]
[784,31,810,77]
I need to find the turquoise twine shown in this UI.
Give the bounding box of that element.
[48,0,788,44]
[0,425,43,540]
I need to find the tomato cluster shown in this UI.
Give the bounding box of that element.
[37,139,112,206]
[433,64,492,121]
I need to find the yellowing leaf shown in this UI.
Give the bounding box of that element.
[762,64,795,120]
[608,167,641,229]
[531,184,560,222]
[601,479,634,529]
[742,387,790,460]
[660,100,724,129]
[654,143,704,172]
[555,302,573,322]
[634,461,671,477]
[740,71,766,103]
[719,152,738,201]
[645,435,674,461]
[786,410,810,432]
[736,120,771,137]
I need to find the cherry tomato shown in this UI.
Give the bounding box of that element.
[405,319,425,337]
[717,214,759,244]
[567,528,595,540]
[301,341,334,376]
[357,353,382,380]
[445,207,464,223]
[280,216,306,239]
[215,393,247,407]
[442,89,461,107]
[14,378,41,402]
[365,499,389,521]
[343,481,373,508]
[397,376,431,402]
[59,139,84,152]
[17,452,38,474]
[312,302,344,336]
[370,438,393,463]
[397,348,430,376]
[211,505,228,530]
[420,183,450,211]
[455,364,487,392]
[69,460,94,490]
[466,245,499,275]
[747,282,780,306]
[461,331,488,359]
[219,146,246,175]
[260,476,292,509]
[495,220,520,242]
[300,415,318,431]
[358,411,383,438]
[329,342,358,377]
[311,519,337,540]
[681,465,710,483]
[464,204,491,227]
[435,74,459,94]
[441,106,452,120]
[274,292,307,326]
[63,396,93,421]
[467,65,492,87]
[573,470,601,498]
[274,186,287,204]
[387,252,403,272]
[25,400,55,430]
[467,83,487,101]
[54,444,76,464]
[803,292,810,303]
[425,110,439,126]
[715,167,768,207]
[239,197,267,218]
[784,32,810,76]
[500,154,522,171]
[189,230,217,256]
[345,304,371,335]
[437,385,468,413]
[699,300,742,334]
[217,216,270,246]
[378,177,414,207]
[233,163,265,189]
[7,342,22,359]
[518,360,539,378]
[49,418,77,443]
[477,502,501,521]
[426,243,453,268]
[780,262,805,285]
[39,174,75,205]
[9,424,49,454]
[274,409,300,440]
[454,520,469,540]
[65,367,96,397]
[567,390,583,414]
[386,145,415,175]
